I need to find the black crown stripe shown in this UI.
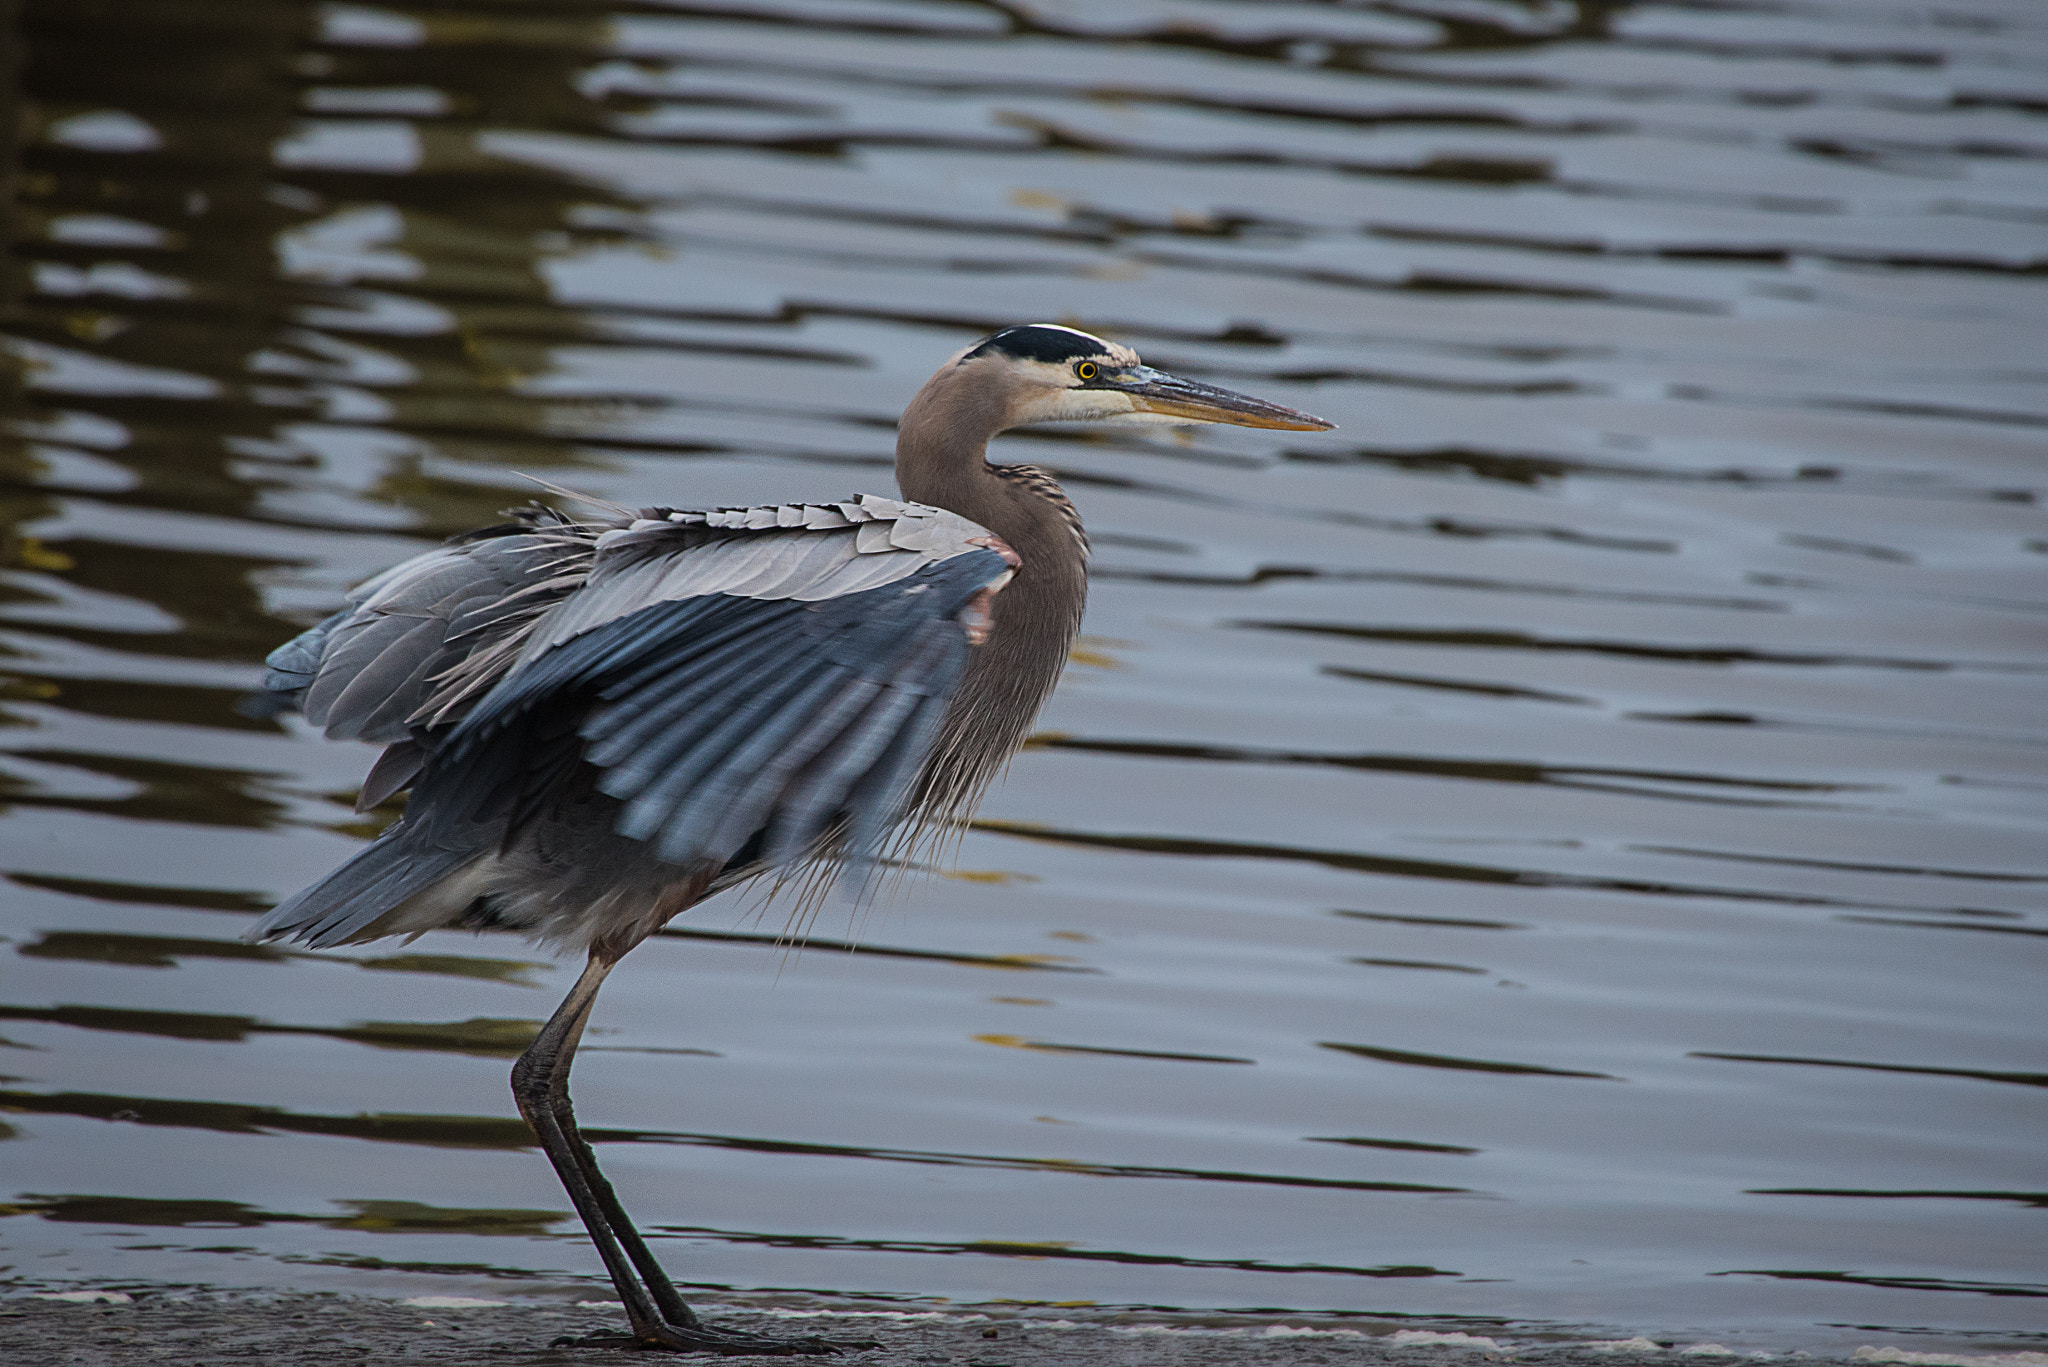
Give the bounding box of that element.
[963,325,1110,365]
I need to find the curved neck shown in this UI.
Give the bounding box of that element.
[893,364,1013,532]
[892,355,1088,649]
[893,360,1089,805]
[893,369,1086,609]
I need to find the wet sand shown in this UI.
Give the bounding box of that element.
[0,1292,1938,1367]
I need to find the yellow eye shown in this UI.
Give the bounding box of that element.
[1075,361,1098,381]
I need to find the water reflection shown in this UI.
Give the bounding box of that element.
[8,873,273,912]
[1320,1041,1616,1080]
[9,1193,569,1238]
[1,0,2044,1351]
[18,930,550,983]
[1238,620,2047,672]
[0,1082,1473,1198]
[649,1229,1455,1283]
[19,930,295,968]
[1689,1052,2048,1091]
[0,1002,544,1056]
[1308,1136,1479,1156]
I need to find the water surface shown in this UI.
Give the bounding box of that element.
[1,0,2044,1352]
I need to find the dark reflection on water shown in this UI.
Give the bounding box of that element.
[10,1194,569,1238]
[1035,735,1869,805]
[1320,1041,1617,1080]
[1310,1136,1480,1156]
[0,1002,544,1056]
[975,820,2020,915]
[1750,1190,2048,1210]
[974,1034,1258,1065]
[1350,957,1490,974]
[639,1226,1459,1283]
[19,930,294,968]
[1835,915,2048,939]
[18,928,552,983]
[1689,1053,2048,1091]
[1715,1271,2048,1301]
[0,1085,1467,1195]
[656,923,1099,971]
[7,874,273,912]
[1238,620,2047,672]
[1,0,2044,1352]
[0,1088,538,1146]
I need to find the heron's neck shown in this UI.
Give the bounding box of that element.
[893,370,1027,544]
[894,364,1088,780]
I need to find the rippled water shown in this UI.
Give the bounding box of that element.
[2,0,2044,1352]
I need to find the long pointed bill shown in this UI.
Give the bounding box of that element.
[1112,366,1335,431]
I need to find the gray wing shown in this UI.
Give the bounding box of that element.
[265,523,593,744]
[255,513,597,809]
[418,546,1010,873]
[257,495,990,808]
[508,495,998,669]
[250,496,1012,948]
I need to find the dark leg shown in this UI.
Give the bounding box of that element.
[512,952,871,1356]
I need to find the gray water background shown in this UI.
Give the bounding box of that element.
[0,0,2043,1352]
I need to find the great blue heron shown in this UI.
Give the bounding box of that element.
[249,324,1333,1355]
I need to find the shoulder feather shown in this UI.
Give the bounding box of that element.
[509,495,996,668]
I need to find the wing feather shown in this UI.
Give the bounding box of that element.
[737,676,884,863]
[255,496,1006,887]
[303,614,437,734]
[254,539,1015,954]
[613,644,828,844]
[515,496,994,663]
[647,664,850,864]
[348,545,477,612]
[764,662,933,868]
[588,645,787,791]
[719,531,857,599]
[357,740,425,812]
[259,517,600,751]
[418,550,1006,882]
[261,608,347,696]
[316,615,455,741]
[844,682,955,879]
[803,550,929,598]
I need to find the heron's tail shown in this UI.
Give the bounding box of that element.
[249,823,491,949]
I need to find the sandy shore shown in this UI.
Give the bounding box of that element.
[2,1291,1999,1367]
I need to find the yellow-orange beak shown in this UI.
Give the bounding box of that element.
[1107,366,1335,431]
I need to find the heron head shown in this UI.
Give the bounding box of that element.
[953,324,1335,433]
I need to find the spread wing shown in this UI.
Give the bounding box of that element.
[422,546,1006,870]
[419,494,1011,871]
[250,495,1013,948]
[257,506,600,810]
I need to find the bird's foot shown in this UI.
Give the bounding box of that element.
[552,1322,878,1356]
